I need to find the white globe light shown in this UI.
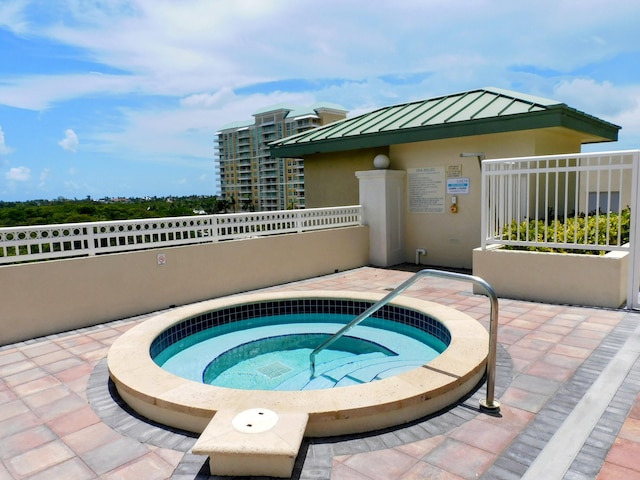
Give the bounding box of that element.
[373,154,390,169]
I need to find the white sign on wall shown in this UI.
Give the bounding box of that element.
[407,167,445,213]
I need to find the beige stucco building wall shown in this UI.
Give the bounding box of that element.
[304,147,389,207]
[304,128,585,269]
[0,226,369,346]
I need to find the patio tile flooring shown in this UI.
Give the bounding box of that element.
[1,265,640,479]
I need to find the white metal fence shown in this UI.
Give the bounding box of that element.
[0,205,362,265]
[480,150,640,254]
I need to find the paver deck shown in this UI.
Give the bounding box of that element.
[1,265,640,479]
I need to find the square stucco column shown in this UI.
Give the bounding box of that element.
[355,170,406,267]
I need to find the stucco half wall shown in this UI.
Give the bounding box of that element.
[0,226,369,346]
[472,245,628,308]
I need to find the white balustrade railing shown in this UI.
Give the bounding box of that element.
[0,205,362,265]
[481,150,640,252]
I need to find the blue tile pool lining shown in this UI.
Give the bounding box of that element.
[150,299,452,361]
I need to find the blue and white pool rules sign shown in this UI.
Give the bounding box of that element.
[446,177,470,195]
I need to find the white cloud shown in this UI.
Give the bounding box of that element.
[2,0,635,111]
[0,0,29,34]
[180,88,236,109]
[0,126,13,155]
[6,166,31,181]
[553,79,637,117]
[58,129,79,153]
[85,89,316,163]
[39,168,51,188]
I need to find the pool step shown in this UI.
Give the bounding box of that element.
[275,352,384,390]
[334,359,426,387]
[275,354,425,390]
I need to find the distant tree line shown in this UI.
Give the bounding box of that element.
[0,195,238,227]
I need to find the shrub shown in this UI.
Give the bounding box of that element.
[501,207,630,255]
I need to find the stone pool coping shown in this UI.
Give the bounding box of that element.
[107,290,488,437]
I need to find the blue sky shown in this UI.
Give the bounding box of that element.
[0,0,639,202]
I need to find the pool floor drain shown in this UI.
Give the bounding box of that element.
[257,361,292,378]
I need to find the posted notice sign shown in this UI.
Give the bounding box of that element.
[408,167,445,213]
[446,177,470,195]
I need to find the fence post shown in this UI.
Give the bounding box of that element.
[87,224,98,256]
[627,151,640,308]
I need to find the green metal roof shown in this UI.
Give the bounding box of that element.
[269,87,620,157]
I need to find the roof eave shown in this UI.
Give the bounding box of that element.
[269,107,620,157]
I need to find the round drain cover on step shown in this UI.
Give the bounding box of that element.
[232,408,279,433]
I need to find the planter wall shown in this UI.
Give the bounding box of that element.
[472,245,628,308]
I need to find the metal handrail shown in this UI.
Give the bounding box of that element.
[309,269,501,412]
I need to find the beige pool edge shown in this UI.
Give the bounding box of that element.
[107,290,489,438]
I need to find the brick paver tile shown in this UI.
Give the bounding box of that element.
[0,359,37,377]
[396,435,445,459]
[31,349,74,367]
[331,461,374,480]
[0,411,42,438]
[341,449,419,480]
[23,458,95,480]
[499,387,549,414]
[101,451,177,480]
[3,367,48,389]
[49,404,101,437]
[80,436,149,476]
[20,342,62,359]
[0,351,27,367]
[424,438,495,478]
[53,362,94,384]
[525,360,574,382]
[31,391,88,422]
[604,437,640,472]
[12,375,61,397]
[399,461,465,480]
[0,399,29,422]
[597,461,640,479]
[0,425,57,460]
[5,440,75,478]
[148,446,185,469]
[22,384,70,410]
[63,421,123,455]
[449,417,519,454]
[618,417,640,444]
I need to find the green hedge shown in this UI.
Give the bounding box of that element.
[501,207,630,255]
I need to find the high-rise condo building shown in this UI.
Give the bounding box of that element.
[215,103,348,211]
